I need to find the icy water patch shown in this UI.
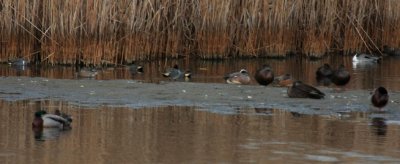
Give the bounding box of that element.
[0,77,398,117]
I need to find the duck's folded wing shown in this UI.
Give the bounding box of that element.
[224,72,237,80]
[43,114,70,124]
[297,84,325,99]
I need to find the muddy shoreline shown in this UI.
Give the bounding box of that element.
[0,76,398,116]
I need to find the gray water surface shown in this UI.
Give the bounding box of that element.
[0,100,400,163]
[2,55,400,90]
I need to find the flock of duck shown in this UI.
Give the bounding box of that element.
[21,53,389,135]
[223,62,388,110]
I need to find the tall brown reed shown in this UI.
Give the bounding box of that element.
[0,0,399,65]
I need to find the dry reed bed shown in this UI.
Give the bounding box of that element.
[0,0,399,65]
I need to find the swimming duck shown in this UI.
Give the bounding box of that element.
[224,69,251,85]
[184,70,192,78]
[162,64,191,80]
[129,64,144,73]
[316,63,333,79]
[316,63,333,86]
[254,65,274,86]
[8,58,28,66]
[273,74,294,87]
[331,64,350,86]
[316,76,332,86]
[371,87,389,110]
[383,45,400,56]
[78,68,98,78]
[287,81,325,99]
[32,110,72,130]
[352,53,381,63]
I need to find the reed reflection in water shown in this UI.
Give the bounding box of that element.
[1,100,400,163]
[1,56,400,90]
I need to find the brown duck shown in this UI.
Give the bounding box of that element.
[371,87,389,110]
[331,64,350,86]
[316,63,333,86]
[224,69,251,85]
[273,74,294,87]
[254,65,274,86]
[287,81,325,99]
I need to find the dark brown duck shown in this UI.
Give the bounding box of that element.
[331,64,350,86]
[287,81,325,99]
[254,65,274,86]
[371,87,389,110]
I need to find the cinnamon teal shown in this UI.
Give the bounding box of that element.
[273,74,294,87]
[287,81,325,99]
[254,65,274,86]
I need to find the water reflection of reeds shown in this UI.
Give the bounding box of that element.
[1,100,400,163]
[1,56,400,90]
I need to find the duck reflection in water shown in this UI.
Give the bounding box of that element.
[370,117,387,136]
[254,108,274,115]
[33,128,64,141]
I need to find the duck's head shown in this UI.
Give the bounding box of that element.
[377,86,388,95]
[262,64,271,69]
[293,80,302,86]
[173,64,179,69]
[137,65,144,72]
[32,110,47,129]
[352,54,359,62]
[323,63,331,69]
[34,110,47,118]
[240,69,248,74]
[184,70,192,78]
[282,74,292,80]
[338,64,346,70]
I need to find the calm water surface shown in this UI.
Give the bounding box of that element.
[0,100,400,163]
[1,55,400,91]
